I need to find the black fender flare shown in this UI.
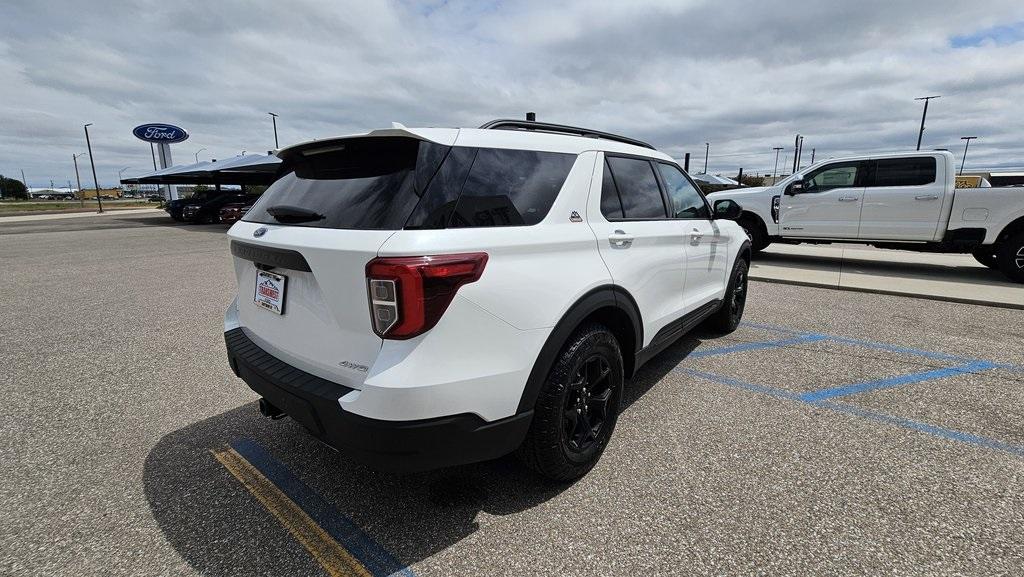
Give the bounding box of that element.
[515,285,642,414]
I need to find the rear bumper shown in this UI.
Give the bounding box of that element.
[224,328,532,472]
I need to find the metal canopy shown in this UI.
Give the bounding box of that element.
[691,173,739,186]
[121,153,282,185]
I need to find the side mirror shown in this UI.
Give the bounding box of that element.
[713,199,743,220]
[785,173,805,196]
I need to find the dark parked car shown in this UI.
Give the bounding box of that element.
[165,190,229,221]
[182,193,261,223]
[218,202,254,224]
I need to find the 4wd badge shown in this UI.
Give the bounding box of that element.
[569,211,583,223]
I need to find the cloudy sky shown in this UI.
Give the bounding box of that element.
[2,0,1023,187]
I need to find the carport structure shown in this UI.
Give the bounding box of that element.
[120,153,282,196]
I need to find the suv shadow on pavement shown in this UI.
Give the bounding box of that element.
[141,334,704,576]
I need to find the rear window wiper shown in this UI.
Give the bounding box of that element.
[266,205,326,224]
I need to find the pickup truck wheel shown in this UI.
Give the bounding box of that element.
[738,215,769,253]
[517,323,623,482]
[705,258,749,334]
[996,231,1024,283]
[971,248,999,269]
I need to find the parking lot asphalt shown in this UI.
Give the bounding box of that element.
[2,213,1022,576]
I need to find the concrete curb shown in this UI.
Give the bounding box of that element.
[750,275,1024,311]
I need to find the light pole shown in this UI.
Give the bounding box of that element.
[771,147,783,181]
[915,95,940,151]
[959,136,978,175]
[194,148,207,163]
[73,153,86,207]
[268,112,279,149]
[83,123,103,213]
[703,142,709,173]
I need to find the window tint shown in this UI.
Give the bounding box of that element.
[404,147,476,229]
[657,163,709,219]
[449,148,575,228]
[600,159,624,219]
[804,162,862,192]
[872,157,937,187]
[244,137,448,230]
[606,156,666,219]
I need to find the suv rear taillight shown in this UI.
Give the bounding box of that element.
[366,253,488,339]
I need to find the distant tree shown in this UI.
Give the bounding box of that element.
[193,184,210,193]
[0,175,28,199]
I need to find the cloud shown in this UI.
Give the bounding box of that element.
[2,0,1023,186]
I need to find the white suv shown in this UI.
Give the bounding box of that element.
[224,119,751,480]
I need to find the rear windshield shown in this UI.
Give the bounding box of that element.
[244,137,447,230]
[244,137,576,230]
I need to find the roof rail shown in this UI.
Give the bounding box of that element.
[478,119,655,150]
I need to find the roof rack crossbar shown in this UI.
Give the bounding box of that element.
[478,119,655,150]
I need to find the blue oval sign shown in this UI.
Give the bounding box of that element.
[133,123,189,144]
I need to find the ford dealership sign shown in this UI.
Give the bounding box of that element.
[132,123,189,144]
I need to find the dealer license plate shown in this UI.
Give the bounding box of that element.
[254,269,287,315]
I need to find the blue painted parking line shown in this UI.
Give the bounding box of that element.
[689,333,828,359]
[811,399,1024,458]
[230,438,414,577]
[799,360,999,402]
[681,366,1024,458]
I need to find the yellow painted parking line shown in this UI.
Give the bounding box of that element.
[211,447,373,577]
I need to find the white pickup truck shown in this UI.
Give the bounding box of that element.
[706,151,1024,283]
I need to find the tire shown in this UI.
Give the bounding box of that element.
[738,215,770,254]
[705,258,749,334]
[517,323,624,482]
[996,231,1024,283]
[972,248,999,269]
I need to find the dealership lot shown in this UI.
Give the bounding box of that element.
[2,214,1022,576]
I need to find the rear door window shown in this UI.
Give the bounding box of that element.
[606,156,667,219]
[600,159,624,219]
[871,157,937,187]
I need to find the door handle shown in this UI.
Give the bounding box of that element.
[609,230,633,247]
[914,195,939,201]
[838,196,859,202]
[690,228,703,245]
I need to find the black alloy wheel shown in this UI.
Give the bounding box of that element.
[729,265,748,321]
[705,258,749,333]
[517,323,624,481]
[562,355,615,455]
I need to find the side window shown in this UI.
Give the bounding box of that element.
[657,163,709,219]
[449,148,576,228]
[873,157,937,187]
[804,162,862,193]
[600,159,624,219]
[606,156,667,219]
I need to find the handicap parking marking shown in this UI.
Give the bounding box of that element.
[680,366,1024,458]
[810,399,1024,458]
[212,439,414,577]
[799,361,1000,402]
[679,324,1024,458]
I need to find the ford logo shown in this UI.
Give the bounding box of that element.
[132,123,189,144]
[253,227,268,238]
